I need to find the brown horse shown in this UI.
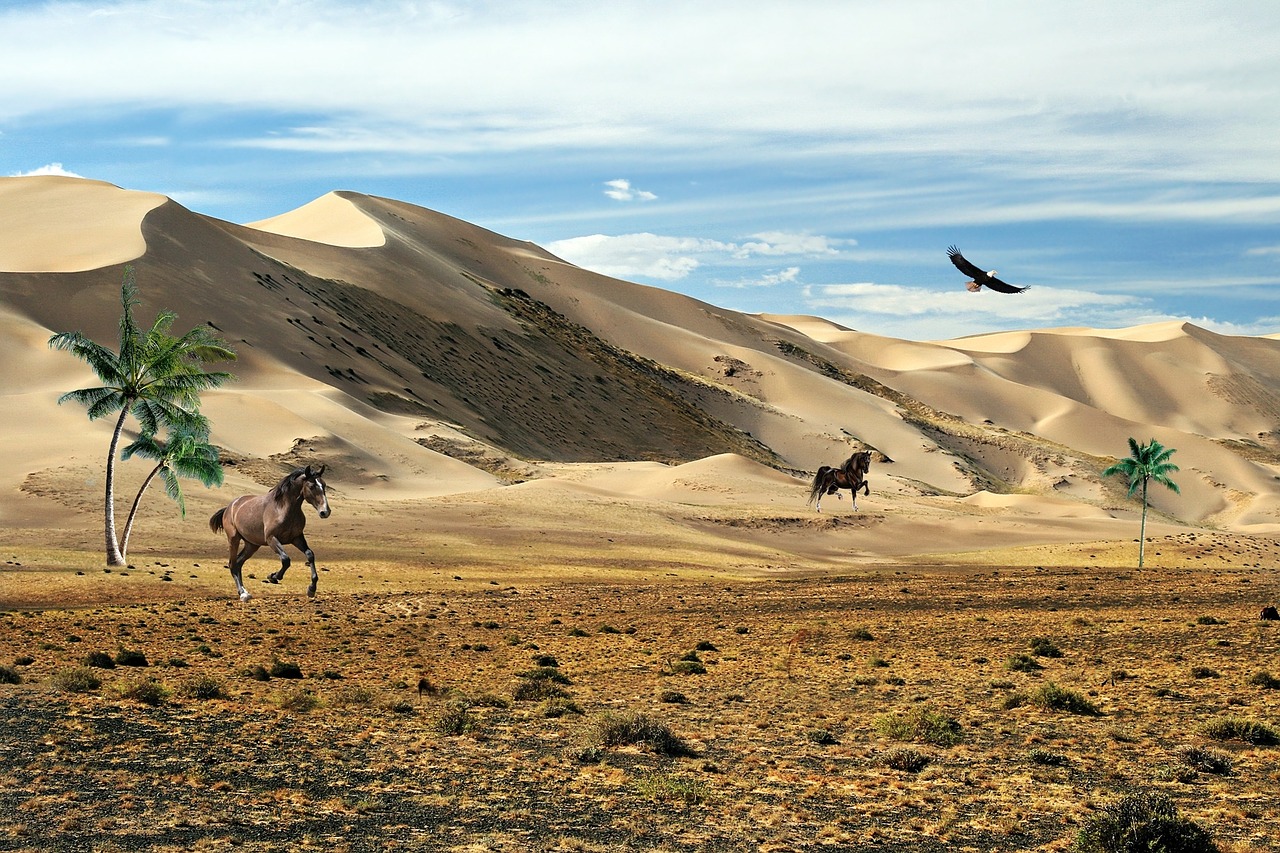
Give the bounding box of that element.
[807,451,871,512]
[209,465,331,602]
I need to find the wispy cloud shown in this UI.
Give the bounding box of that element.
[603,179,656,202]
[547,231,847,282]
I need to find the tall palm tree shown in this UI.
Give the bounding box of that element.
[1102,437,1180,568]
[118,416,225,563]
[48,267,236,565]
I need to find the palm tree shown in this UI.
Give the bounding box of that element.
[48,267,236,565]
[1102,437,1180,568]
[118,416,226,563]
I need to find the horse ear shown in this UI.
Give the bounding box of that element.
[315,464,326,477]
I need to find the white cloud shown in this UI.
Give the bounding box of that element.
[547,231,846,282]
[716,267,803,289]
[10,163,84,178]
[1246,245,1280,258]
[604,179,656,202]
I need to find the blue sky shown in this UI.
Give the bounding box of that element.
[3,0,1279,340]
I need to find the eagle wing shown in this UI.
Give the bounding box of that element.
[947,245,1028,293]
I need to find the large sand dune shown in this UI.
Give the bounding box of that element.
[3,174,1279,587]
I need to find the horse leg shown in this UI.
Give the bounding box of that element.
[265,536,291,584]
[229,538,259,602]
[294,533,319,598]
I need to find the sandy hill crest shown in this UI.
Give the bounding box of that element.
[2,175,1279,558]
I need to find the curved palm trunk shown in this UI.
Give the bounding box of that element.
[104,409,128,566]
[119,463,163,564]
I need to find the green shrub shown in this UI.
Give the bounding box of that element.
[874,706,963,746]
[51,666,101,693]
[1247,671,1280,690]
[84,650,116,669]
[516,666,570,684]
[539,697,583,718]
[586,711,692,756]
[114,648,149,667]
[1007,653,1044,673]
[634,772,707,805]
[276,687,319,712]
[1178,746,1232,776]
[1072,791,1217,853]
[434,702,478,736]
[1029,682,1101,716]
[329,685,377,708]
[667,659,706,675]
[269,660,303,679]
[807,728,838,746]
[1195,615,1225,626]
[116,677,170,706]
[178,674,225,700]
[513,678,570,702]
[1200,716,1279,746]
[1030,637,1063,658]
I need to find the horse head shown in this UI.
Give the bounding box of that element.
[301,465,331,518]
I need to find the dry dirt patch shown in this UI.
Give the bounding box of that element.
[2,566,1279,851]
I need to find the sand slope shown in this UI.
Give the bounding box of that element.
[2,175,1279,572]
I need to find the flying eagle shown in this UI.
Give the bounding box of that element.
[947,245,1028,293]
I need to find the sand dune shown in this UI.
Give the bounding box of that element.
[2,175,1279,574]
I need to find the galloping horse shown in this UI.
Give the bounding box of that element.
[209,465,331,602]
[807,451,871,513]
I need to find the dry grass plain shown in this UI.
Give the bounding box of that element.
[3,516,1280,853]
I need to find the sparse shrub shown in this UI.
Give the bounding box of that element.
[586,711,692,756]
[807,728,839,746]
[513,676,570,702]
[1190,666,1219,679]
[598,624,622,634]
[1007,653,1044,673]
[568,627,588,637]
[850,627,874,641]
[329,685,377,708]
[114,648,149,667]
[14,655,34,667]
[533,654,559,668]
[539,697,583,718]
[1178,746,1233,776]
[867,655,890,668]
[245,665,270,682]
[853,675,879,686]
[276,687,319,713]
[1200,716,1279,746]
[470,692,510,709]
[1028,747,1070,767]
[634,772,707,805]
[667,659,706,676]
[0,665,21,685]
[269,660,303,679]
[51,666,101,693]
[84,650,116,669]
[116,677,170,706]
[882,746,930,772]
[517,666,571,684]
[1247,670,1280,690]
[1028,682,1102,716]
[874,706,963,746]
[659,689,689,704]
[178,674,225,700]
[1195,615,1225,626]
[1072,790,1217,853]
[1030,637,1063,658]
[434,702,478,736]
[695,640,718,652]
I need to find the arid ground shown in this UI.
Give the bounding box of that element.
[3,500,1280,852]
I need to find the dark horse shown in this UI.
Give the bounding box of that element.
[807,451,871,512]
[209,465,331,602]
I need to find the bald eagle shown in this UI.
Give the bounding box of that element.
[947,246,1028,293]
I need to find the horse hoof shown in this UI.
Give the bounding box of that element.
[264,576,279,584]
[239,591,252,603]
[306,586,317,598]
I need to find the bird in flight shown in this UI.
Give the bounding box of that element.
[947,246,1028,293]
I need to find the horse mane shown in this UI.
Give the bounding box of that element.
[268,467,308,504]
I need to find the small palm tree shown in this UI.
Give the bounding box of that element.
[1102,437,1180,568]
[118,416,225,563]
[48,267,235,565]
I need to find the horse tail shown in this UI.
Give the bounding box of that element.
[807,468,830,506]
[209,508,226,535]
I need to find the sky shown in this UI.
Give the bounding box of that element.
[3,0,1279,341]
